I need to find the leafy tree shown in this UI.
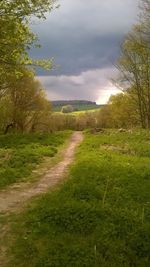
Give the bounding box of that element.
[96,93,139,129]
[0,95,13,132]
[0,0,57,94]
[97,105,112,128]
[0,1,57,18]
[0,68,52,133]
[115,0,150,128]
[109,93,139,128]
[61,105,74,113]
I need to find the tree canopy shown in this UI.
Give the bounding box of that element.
[114,0,150,128]
[0,0,57,94]
[0,0,56,133]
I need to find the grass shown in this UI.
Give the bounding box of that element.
[53,104,101,112]
[54,108,100,117]
[6,130,150,266]
[72,109,100,115]
[0,131,71,189]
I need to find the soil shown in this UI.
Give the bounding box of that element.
[0,131,84,214]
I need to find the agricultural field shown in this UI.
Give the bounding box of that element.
[0,131,71,189]
[52,100,102,113]
[54,108,99,116]
[7,130,150,267]
[53,104,101,112]
[72,109,99,115]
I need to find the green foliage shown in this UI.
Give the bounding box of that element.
[0,0,56,93]
[0,1,57,19]
[0,1,56,136]
[0,68,53,133]
[0,131,70,189]
[61,105,74,114]
[53,101,101,112]
[97,93,139,128]
[47,111,99,131]
[9,130,150,266]
[114,0,150,128]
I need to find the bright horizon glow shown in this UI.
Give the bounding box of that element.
[96,84,120,105]
[38,68,120,104]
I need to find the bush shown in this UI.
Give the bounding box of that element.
[61,105,74,113]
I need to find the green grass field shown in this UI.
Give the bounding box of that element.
[54,108,100,117]
[53,104,101,113]
[72,109,99,115]
[0,131,71,189]
[7,130,150,266]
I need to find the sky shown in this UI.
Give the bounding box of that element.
[31,0,139,104]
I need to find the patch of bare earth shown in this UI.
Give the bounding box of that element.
[0,132,83,267]
[0,132,83,214]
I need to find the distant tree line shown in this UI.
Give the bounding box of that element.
[52,100,97,107]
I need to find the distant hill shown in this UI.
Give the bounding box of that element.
[52,100,103,112]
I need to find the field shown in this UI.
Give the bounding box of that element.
[54,108,99,116]
[0,131,71,189]
[53,104,101,112]
[8,130,150,267]
[71,108,100,115]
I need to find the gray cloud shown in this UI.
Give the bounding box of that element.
[38,67,120,104]
[31,0,139,102]
[32,0,138,75]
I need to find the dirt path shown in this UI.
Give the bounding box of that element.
[0,131,83,214]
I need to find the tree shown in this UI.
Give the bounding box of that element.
[0,68,52,133]
[0,0,57,94]
[114,0,150,128]
[140,0,150,44]
[97,105,112,128]
[0,95,13,133]
[109,93,139,128]
[0,1,57,18]
[61,105,74,113]
[96,93,139,129]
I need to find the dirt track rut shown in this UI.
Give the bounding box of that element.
[0,131,83,213]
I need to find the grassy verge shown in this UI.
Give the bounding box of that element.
[0,131,71,189]
[7,130,150,266]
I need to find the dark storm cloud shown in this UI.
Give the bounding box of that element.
[31,0,139,102]
[32,34,123,75]
[32,0,138,76]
